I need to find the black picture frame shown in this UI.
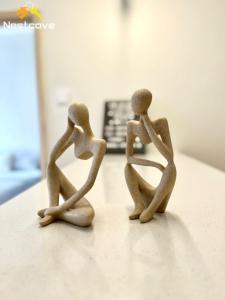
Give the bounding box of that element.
[102,100,145,154]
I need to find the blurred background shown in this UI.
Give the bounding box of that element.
[0,0,225,204]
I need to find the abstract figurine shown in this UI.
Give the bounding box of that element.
[38,103,106,227]
[125,89,176,223]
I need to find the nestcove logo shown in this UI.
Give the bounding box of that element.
[3,2,55,30]
[3,21,55,30]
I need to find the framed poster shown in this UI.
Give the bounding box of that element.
[102,100,145,154]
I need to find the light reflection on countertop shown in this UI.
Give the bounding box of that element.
[0,153,224,300]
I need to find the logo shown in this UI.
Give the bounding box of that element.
[16,3,43,21]
[2,2,55,30]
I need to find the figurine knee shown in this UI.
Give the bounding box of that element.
[60,206,95,227]
[80,207,95,227]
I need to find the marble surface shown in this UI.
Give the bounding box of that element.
[0,153,225,300]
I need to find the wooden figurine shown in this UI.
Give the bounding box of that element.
[125,89,176,223]
[38,103,106,227]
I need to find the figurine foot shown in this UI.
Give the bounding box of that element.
[156,193,171,213]
[39,215,55,227]
[139,209,154,223]
[37,208,46,218]
[129,205,145,220]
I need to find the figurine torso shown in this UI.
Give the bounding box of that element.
[72,127,93,160]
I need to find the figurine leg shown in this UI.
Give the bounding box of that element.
[38,164,61,217]
[139,166,176,223]
[58,171,95,227]
[139,177,156,207]
[139,190,170,223]
[125,164,155,220]
[59,199,95,227]
[38,164,61,226]
[157,192,171,213]
[47,164,61,206]
[39,166,94,227]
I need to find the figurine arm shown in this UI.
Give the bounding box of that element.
[48,118,74,164]
[126,121,164,171]
[128,156,165,172]
[141,115,173,162]
[126,121,134,159]
[45,140,106,216]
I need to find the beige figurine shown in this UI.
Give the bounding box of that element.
[38,103,106,227]
[125,89,176,223]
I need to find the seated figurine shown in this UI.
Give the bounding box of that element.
[125,89,177,223]
[38,103,106,227]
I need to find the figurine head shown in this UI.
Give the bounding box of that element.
[131,89,152,115]
[68,103,90,127]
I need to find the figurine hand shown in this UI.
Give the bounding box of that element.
[45,206,61,217]
[37,208,47,218]
[38,208,55,226]
[39,215,55,227]
[67,117,74,128]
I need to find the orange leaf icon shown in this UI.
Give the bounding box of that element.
[16,7,29,20]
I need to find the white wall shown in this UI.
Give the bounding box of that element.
[1,0,225,170]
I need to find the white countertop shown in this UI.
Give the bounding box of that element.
[0,153,225,300]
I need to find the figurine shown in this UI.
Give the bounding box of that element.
[38,103,106,227]
[125,89,176,223]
